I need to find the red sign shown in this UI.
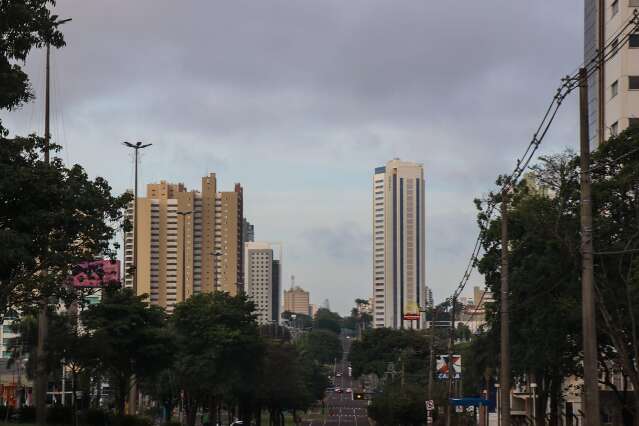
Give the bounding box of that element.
[403,313,420,321]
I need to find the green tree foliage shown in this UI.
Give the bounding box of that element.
[0,137,131,315]
[297,329,341,364]
[349,328,431,379]
[368,382,426,426]
[171,292,263,426]
[313,308,342,334]
[0,0,66,134]
[80,286,174,417]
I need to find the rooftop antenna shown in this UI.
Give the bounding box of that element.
[290,275,295,290]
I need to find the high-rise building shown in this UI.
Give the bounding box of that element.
[124,173,244,312]
[244,242,281,324]
[242,219,255,243]
[585,0,639,146]
[283,284,310,316]
[272,259,281,323]
[372,159,426,329]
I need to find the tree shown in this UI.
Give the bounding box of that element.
[0,0,66,135]
[475,152,582,424]
[297,329,341,365]
[172,292,263,426]
[255,341,314,426]
[368,382,426,426]
[80,286,174,418]
[281,310,312,329]
[313,308,341,334]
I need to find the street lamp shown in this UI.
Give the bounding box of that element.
[530,383,537,421]
[495,383,501,426]
[177,211,192,302]
[123,141,152,294]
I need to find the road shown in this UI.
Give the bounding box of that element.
[303,337,370,426]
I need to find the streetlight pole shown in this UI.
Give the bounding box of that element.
[123,141,152,294]
[178,211,193,302]
[530,383,537,422]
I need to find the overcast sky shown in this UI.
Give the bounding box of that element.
[4,1,583,314]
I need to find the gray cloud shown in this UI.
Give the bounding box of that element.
[3,0,584,314]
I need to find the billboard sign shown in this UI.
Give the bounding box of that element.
[71,260,121,288]
[436,354,461,380]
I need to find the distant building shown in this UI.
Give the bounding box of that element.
[272,259,281,323]
[309,304,319,317]
[473,286,494,309]
[124,174,244,313]
[244,242,278,324]
[284,285,310,316]
[425,287,434,308]
[243,218,255,243]
[372,159,426,329]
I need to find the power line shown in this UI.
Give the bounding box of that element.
[447,10,639,304]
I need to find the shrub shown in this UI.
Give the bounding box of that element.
[47,405,73,424]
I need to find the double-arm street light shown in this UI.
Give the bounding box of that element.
[123,141,152,294]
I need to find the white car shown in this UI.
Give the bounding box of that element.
[346,388,352,393]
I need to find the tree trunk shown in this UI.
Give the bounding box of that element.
[549,378,560,426]
[208,396,216,426]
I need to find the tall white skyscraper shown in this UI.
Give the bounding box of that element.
[372,159,426,329]
[585,0,639,145]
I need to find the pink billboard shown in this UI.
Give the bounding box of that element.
[71,260,121,288]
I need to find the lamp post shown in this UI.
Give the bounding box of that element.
[123,141,152,294]
[495,383,501,426]
[530,383,537,422]
[178,211,192,302]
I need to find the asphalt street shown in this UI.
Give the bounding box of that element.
[303,337,370,426]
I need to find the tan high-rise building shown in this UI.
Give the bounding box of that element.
[372,159,426,329]
[283,286,310,316]
[124,173,244,312]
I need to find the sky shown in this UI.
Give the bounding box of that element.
[3,1,584,315]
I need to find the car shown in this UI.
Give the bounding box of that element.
[335,387,343,393]
[336,372,342,377]
[346,388,352,393]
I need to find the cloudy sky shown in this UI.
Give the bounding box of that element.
[4,1,583,314]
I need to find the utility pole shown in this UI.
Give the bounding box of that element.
[427,306,437,400]
[35,41,52,426]
[446,298,456,426]
[500,188,511,426]
[36,18,71,423]
[579,66,601,426]
[123,141,152,294]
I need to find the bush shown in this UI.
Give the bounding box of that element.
[47,405,73,424]
[119,415,153,426]
[162,421,181,426]
[85,408,110,426]
[18,406,36,423]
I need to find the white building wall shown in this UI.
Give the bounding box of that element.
[245,242,274,325]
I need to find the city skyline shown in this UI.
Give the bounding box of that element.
[2,1,583,314]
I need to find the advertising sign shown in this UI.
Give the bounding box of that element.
[71,260,121,288]
[436,354,462,380]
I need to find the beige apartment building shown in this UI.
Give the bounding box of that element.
[124,173,244,312]
[372,159,426,329]
[585,0,639,145]
[283,286,310,316]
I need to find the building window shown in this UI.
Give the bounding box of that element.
[629,76,639,90]
[611,0,619,17]
[612,80,619,98]
[611,121,619,136]
[630,34,639,48]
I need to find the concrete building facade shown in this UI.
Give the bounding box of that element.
[585,0,639,145]
[283,286,310,316]
[244,242,281,324]
[124,173,244,312]
[372,159,426,329]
